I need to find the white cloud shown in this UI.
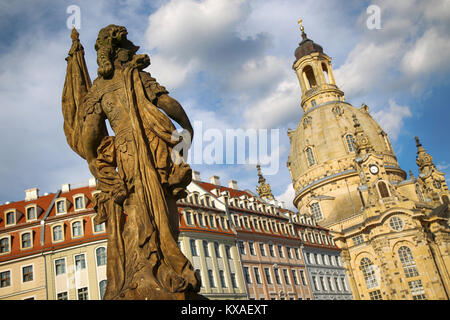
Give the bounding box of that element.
[276,183,296,211]
[372,99,412,141]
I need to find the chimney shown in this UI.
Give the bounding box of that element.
[209,175,221,186]
[25,188,39,201]
[62,184,71,193]
[192,171,201,181]
[88,177,97,187]
[228,180,238,190]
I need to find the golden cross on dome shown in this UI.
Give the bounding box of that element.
[298,19,304,32]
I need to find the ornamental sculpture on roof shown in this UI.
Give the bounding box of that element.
[61,25,201,299]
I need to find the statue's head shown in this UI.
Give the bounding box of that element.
[95,24,146,78]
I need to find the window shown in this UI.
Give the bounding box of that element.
[295,248,300,260]
[345,134,356,152]
[55,259,66,276]
[253,267,262,284]
[57,292,68,300]
[185,212,193,225]
[305,147,316,166]
[21,233,32,249]
[209,215,215,228]
[264,268,272,284]
[94,222,105,233]
[322,63,330,83]
[442,195,449,204]
[274,268,281,284]
[319,276,326,290]
[230,273,237,288]
[341,277,348,291]
[312,276,319,291]
[0,238,10,253]
[203,241,210,257]
[5,211,15,225]
[0,271,10,287]
[22,265,33,282]
[99,280,107,299]
[195,269,203,287]
[74,196,85,210]
[415,184,425,202]
[219,270,227,288]
[327,277,333,291]
[303,65,317,89]
[389,216,404,231]
[208,270,215,288]
[310,203,323,221]
[214,242,220,258]
[75,254,86,271]
[352,235,364,246]
[190,239,198,256]
[96,247,107,266]
[378,181,390,198]
[225,245,231,259]
[334,277,341,291]
[408,280,426,300]
[292,270,299,285]
[53,225,63,242]
[56,200,66,214]
[259,243,266,256]
[287,248,293,259]
[249,242,256,256]
[283,269,290,285]
[238,241,246,255]
[26,206,36,220]
[311,99,317,107]
[360,257,378,289]
[268,244,275,257]
[314,253,319,264]
[398,246,419,278]
[78,287,88,300]
[277,245,284,258]
[72,221,83,237]
[369,290,383,300]
[300,270,307,286]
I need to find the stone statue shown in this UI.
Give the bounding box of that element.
[62,25,201,299]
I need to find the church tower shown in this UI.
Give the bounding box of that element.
[287,20,450,300]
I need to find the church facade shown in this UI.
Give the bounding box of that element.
[287,23,450,300]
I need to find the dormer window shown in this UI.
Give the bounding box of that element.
[56,199,67,214]
[71,221,83,238]
[0,237,10,254]
[21,232,32,249]
[26,206,37,221]
[208,215,216,228]
[74,195,85,210]
[52,225,64,242]
[5,211,15,226]
[185,211,193,226]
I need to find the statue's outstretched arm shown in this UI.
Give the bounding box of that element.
[156,94,194,140]
[82,111,108,177]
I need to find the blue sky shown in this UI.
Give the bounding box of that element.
[0,0,449,209]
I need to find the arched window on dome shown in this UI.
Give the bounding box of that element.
[377,181,390,198]
[345,134,356,152]
[360,257,378,289]
[442,194,449,204]
[309,202,323,221]
[398,246,419,278]
[322,63,330,84]
[302,65,317,89]
[305,147,316,166]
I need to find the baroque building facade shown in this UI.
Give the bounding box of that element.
[287,23,450,300]
[0,169,352,300]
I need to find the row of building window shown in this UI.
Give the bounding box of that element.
[238,241,303,261]
[0,247,107,290]
[56,280,107,300]
[311,275,348,292]
[184,211,229,230]
[0,220,105,254]
[243,266,308,287]
[196,268,238,289]
[189,240,232,260]
[305,252,342,267]
[2,195,89,227]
